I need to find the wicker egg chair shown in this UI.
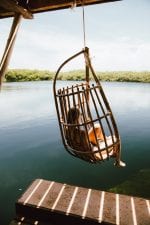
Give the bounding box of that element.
[53,47,122,164]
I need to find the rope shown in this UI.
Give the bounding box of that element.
[70,1,87,48]
[82,1,86,48]
[70,0,77,9]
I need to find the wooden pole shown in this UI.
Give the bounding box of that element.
[0,13,22,88]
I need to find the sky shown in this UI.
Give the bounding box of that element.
[0,0,150,71]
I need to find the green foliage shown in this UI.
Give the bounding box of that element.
[5,69,150,83]
[108,169,150,199]
[5,69,54,82]
[60,70,85,81]
[97,71,150,82]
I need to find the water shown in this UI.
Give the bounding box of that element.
[0,81,150,225]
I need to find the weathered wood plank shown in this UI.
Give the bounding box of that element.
[102,191,116,224]
[15,179,150,225]
[69,186,89,217]
[134,198,150,225]
[41,182,64,209]
[24,179,52,206]
[29,0,120,13]
[18,179,43,204]
[54,184,76,212]
[0,0,121,19]
[119,195,133,225]
[85,189,102,221]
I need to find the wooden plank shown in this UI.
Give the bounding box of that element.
[29,0,121,13]
[85,189,102,221]
[53,184,76,212]
[119,195,133,225]
[134,198,150,225]
[102,191,116,224]
[40,182,64,209]
[69,186,89,217]
[18,179,43,205]
[18,179,42,204]
[23,180,53,206]
[0,0,121,19]
[15,179,150,225]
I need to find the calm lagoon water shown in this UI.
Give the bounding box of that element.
[0,81,150,225]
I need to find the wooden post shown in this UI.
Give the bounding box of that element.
[85,47,90,116]
[0,13,22,87]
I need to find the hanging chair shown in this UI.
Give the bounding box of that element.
[53,47,122,165]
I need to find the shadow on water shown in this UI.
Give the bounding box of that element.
[0,81,150,225]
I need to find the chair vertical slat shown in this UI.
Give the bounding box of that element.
[82,85,104,161]
[71,86,85,160]
[58,90,65,123]
[62,88,68,123]
[72,85,76,108]
[76,86,95,162]
[93,85,116,148]
[89,85,109,159]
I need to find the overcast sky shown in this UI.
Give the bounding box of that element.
[0,0,150,71]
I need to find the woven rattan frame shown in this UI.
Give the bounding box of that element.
[53,47,121,163]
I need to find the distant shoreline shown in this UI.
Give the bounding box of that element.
[4,69,150,83]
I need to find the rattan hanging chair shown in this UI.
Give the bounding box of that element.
[53,47,123,165]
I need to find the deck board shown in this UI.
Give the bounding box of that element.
[119,194,133,225]
[86,189,102,220]
[103,191,116,224]
[14,179,150,225]
[134,198,150,225]
[69,186,89,217]
[41,182,64,210]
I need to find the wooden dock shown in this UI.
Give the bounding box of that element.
[10,179,150,225]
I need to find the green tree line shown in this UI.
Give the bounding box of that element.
[4,69,150,83]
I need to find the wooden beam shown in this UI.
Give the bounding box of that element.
[0,14,22,88]
[29,0,121,14]
[0,0,121,18]
[0,0,33,19]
